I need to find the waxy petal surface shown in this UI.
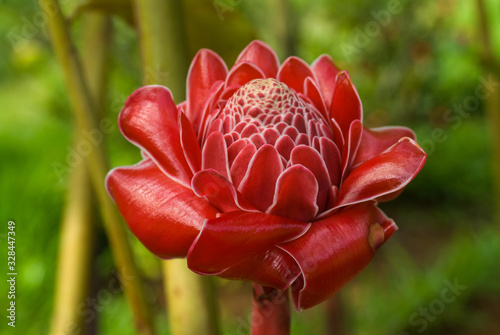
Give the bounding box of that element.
[187,49,228,131]
[268,165,319,222]
[353,126,416,167]
[219,247,301,291]
[119,86,192,186]
[239,145,283,211]
[330,72,362,141]
[336,138,427,208]
[192,169,256,212]
[187,211,309,275]
[106,159,218,259]
[278,56,315,94]
[311,55,339,110]
[236,40,280,78]
[279,202,397,310]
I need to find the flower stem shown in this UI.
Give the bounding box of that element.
[251,284,291,335]
[39,1,155,333]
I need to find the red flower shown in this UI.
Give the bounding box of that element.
[106,41,426,310]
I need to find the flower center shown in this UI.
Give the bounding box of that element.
[216,78,332,162]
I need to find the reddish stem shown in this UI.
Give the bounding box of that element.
[251,283,291,335]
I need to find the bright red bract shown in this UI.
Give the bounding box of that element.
[106,41,426,310]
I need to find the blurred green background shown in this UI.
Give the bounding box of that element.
[1,0,500,334]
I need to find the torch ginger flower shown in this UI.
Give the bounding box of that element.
[106,40,426,310]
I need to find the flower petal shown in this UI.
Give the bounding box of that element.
[267,165,319,222]
[311,54,339,110]
[319,137,342,187]
[187,211,310,275]
[187,49,228,131]
[239,144,284,211]
[192,169,257,212]
[341,120,363,180]
[353,126,417,167]
[179,111,202,174]
[226,61,265,87]
[230,142,257,188]
[106,159,218,259]
[279,202,397,310]
[219,247,301,291]
[336,137,427,208]
[330,72,362,141]
[290,145,331,211]
[119,86,192,187]
[278,56,316,94]
[304,77,328,120]
[202,131,230,180]
[236,40,280,78]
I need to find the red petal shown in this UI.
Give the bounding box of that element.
[311,55,339,110]
[179,111,202,174]
[187,49,228,131]
[230,142,257,188]
[187,211,309,275]
[319,137,342,187]
[353,126,416,167]
[304,77,328,120]
[290,145,331,211]
[226,61,265,87]
[275,135,296,161]
[341,120,363,180]
[279,202,397,310]
[202,131,230,180]
[106,159,218,259]
[191,169,257,212]
[336,137,427,208]
[267,165,319,222]
[330,72,362,141]
[239,144,283,211]
[219,247,301,291]
[236,40,280,78]
[277,56,316,94]
[119,86,192,186]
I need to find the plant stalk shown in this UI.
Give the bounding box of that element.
[39,1,154,333]
[251,284,291,335]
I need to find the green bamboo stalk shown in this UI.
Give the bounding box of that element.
[50,12,111,335]
[132,1,220,334]
[39,1,155,333]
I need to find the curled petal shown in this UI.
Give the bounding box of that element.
[330,72,362,141]
[267,165,319,222]
[239,144,283,211]
[219,247,301,291]
[192,169,257,212]
[106,159,218,259]
[278,56,316,94]
[226,61,265,87]
[311,54,340,110]
[236,40,280,78]
[336,137,427,208]
[353,126,417,167]
[187,49,228,131]
[187,211,310,275]
[319,137,342,187]
[279,202,397,310]
[119,86,192,186]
